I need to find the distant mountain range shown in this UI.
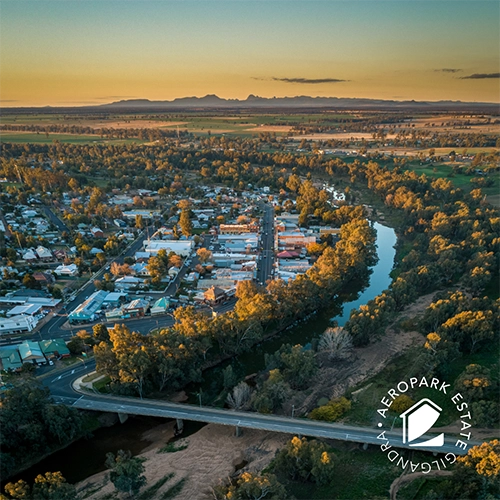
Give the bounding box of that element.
[94,94,497,110]
[4,94,499,112]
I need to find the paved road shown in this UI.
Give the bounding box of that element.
[42,206,70,233]
[45,362,477,456]
[14,229,148,344]
[257,204,274,285]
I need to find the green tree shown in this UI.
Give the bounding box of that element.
[105,450,146,498]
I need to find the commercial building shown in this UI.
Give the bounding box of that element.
[68,290,108,323]
[219,223,259,235]
[143,240,194,257]
[18,341,46,365]
[0,315,37,335]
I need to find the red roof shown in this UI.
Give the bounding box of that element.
[277,250,299,259]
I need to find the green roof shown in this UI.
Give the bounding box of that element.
[39,339,70,356]
[152,297,169,308]
[0,349,22,371]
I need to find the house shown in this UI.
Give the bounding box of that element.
[168,266,181,277]
[39,339,70,360]
[90,227,105,238]
[22,249,37,261]
[130,262,150,277]
[90,247,104,256]
[0,315,38,335]
[54,264,79,276]
[204,286,226,305]
[35,246,53,260]
[33,272,55,285]
[18,341,46,365]
[0,349,23,371]
[151,297,169,315]
[115,276,143,291]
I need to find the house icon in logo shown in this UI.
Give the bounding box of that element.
[400,398,445,447]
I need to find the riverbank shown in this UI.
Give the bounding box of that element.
[76,423,288,500]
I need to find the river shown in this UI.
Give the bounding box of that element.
[8,222,396,488]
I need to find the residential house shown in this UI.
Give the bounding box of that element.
[54,263,79,276]
[115,276,143,291]
[39,339,70,360]
[33,272,55,286]
[90,227,105,238]
[35,246,53,260]
[0,348,22,371]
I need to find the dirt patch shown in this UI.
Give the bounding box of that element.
[245,125,293,133]
[76,424,288,500]
[87,120,188,129]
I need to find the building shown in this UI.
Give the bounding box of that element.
[33,272,55,285]
[123,299,149,317]
[18,341,46,365]
[204,286,226,305]
[103,292,128,307]
[151,297,169,315]
[0,315,37,335]
[0,348,22,371]
[39,339,70,360]
[68,290,108,323]
[35,246,53,260]
[219,223,259,235]
[115,276,143,291]
[54,264,79,276]
[90,227,104,238]
[143,240,194,257]
[122,209,161,219]
[6,303,42,317]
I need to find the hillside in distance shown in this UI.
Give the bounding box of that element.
[96,94,498,111]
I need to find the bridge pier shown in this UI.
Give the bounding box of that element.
[235,426,242,437]
[175,419,184,436]
[118,413,128,424]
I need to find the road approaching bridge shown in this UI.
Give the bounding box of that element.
[44,362,476,456]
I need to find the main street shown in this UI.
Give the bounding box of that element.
[45,362,478,456]
[256,204,275,285]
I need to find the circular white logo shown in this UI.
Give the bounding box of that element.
[376,375,473,473]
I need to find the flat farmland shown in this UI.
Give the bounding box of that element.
[0,132,146,145]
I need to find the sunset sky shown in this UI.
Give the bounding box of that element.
[1,0,499,107]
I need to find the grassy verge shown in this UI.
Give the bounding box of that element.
[138,473,175,500]
[157,442,188,454]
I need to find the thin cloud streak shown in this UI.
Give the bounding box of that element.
[253,77,348,84]
[460,73,500,79]
[435,68,462,73]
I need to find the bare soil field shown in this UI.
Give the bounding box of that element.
[76,424,288,500]
[246,125,293,132]
[87,120,188,129]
